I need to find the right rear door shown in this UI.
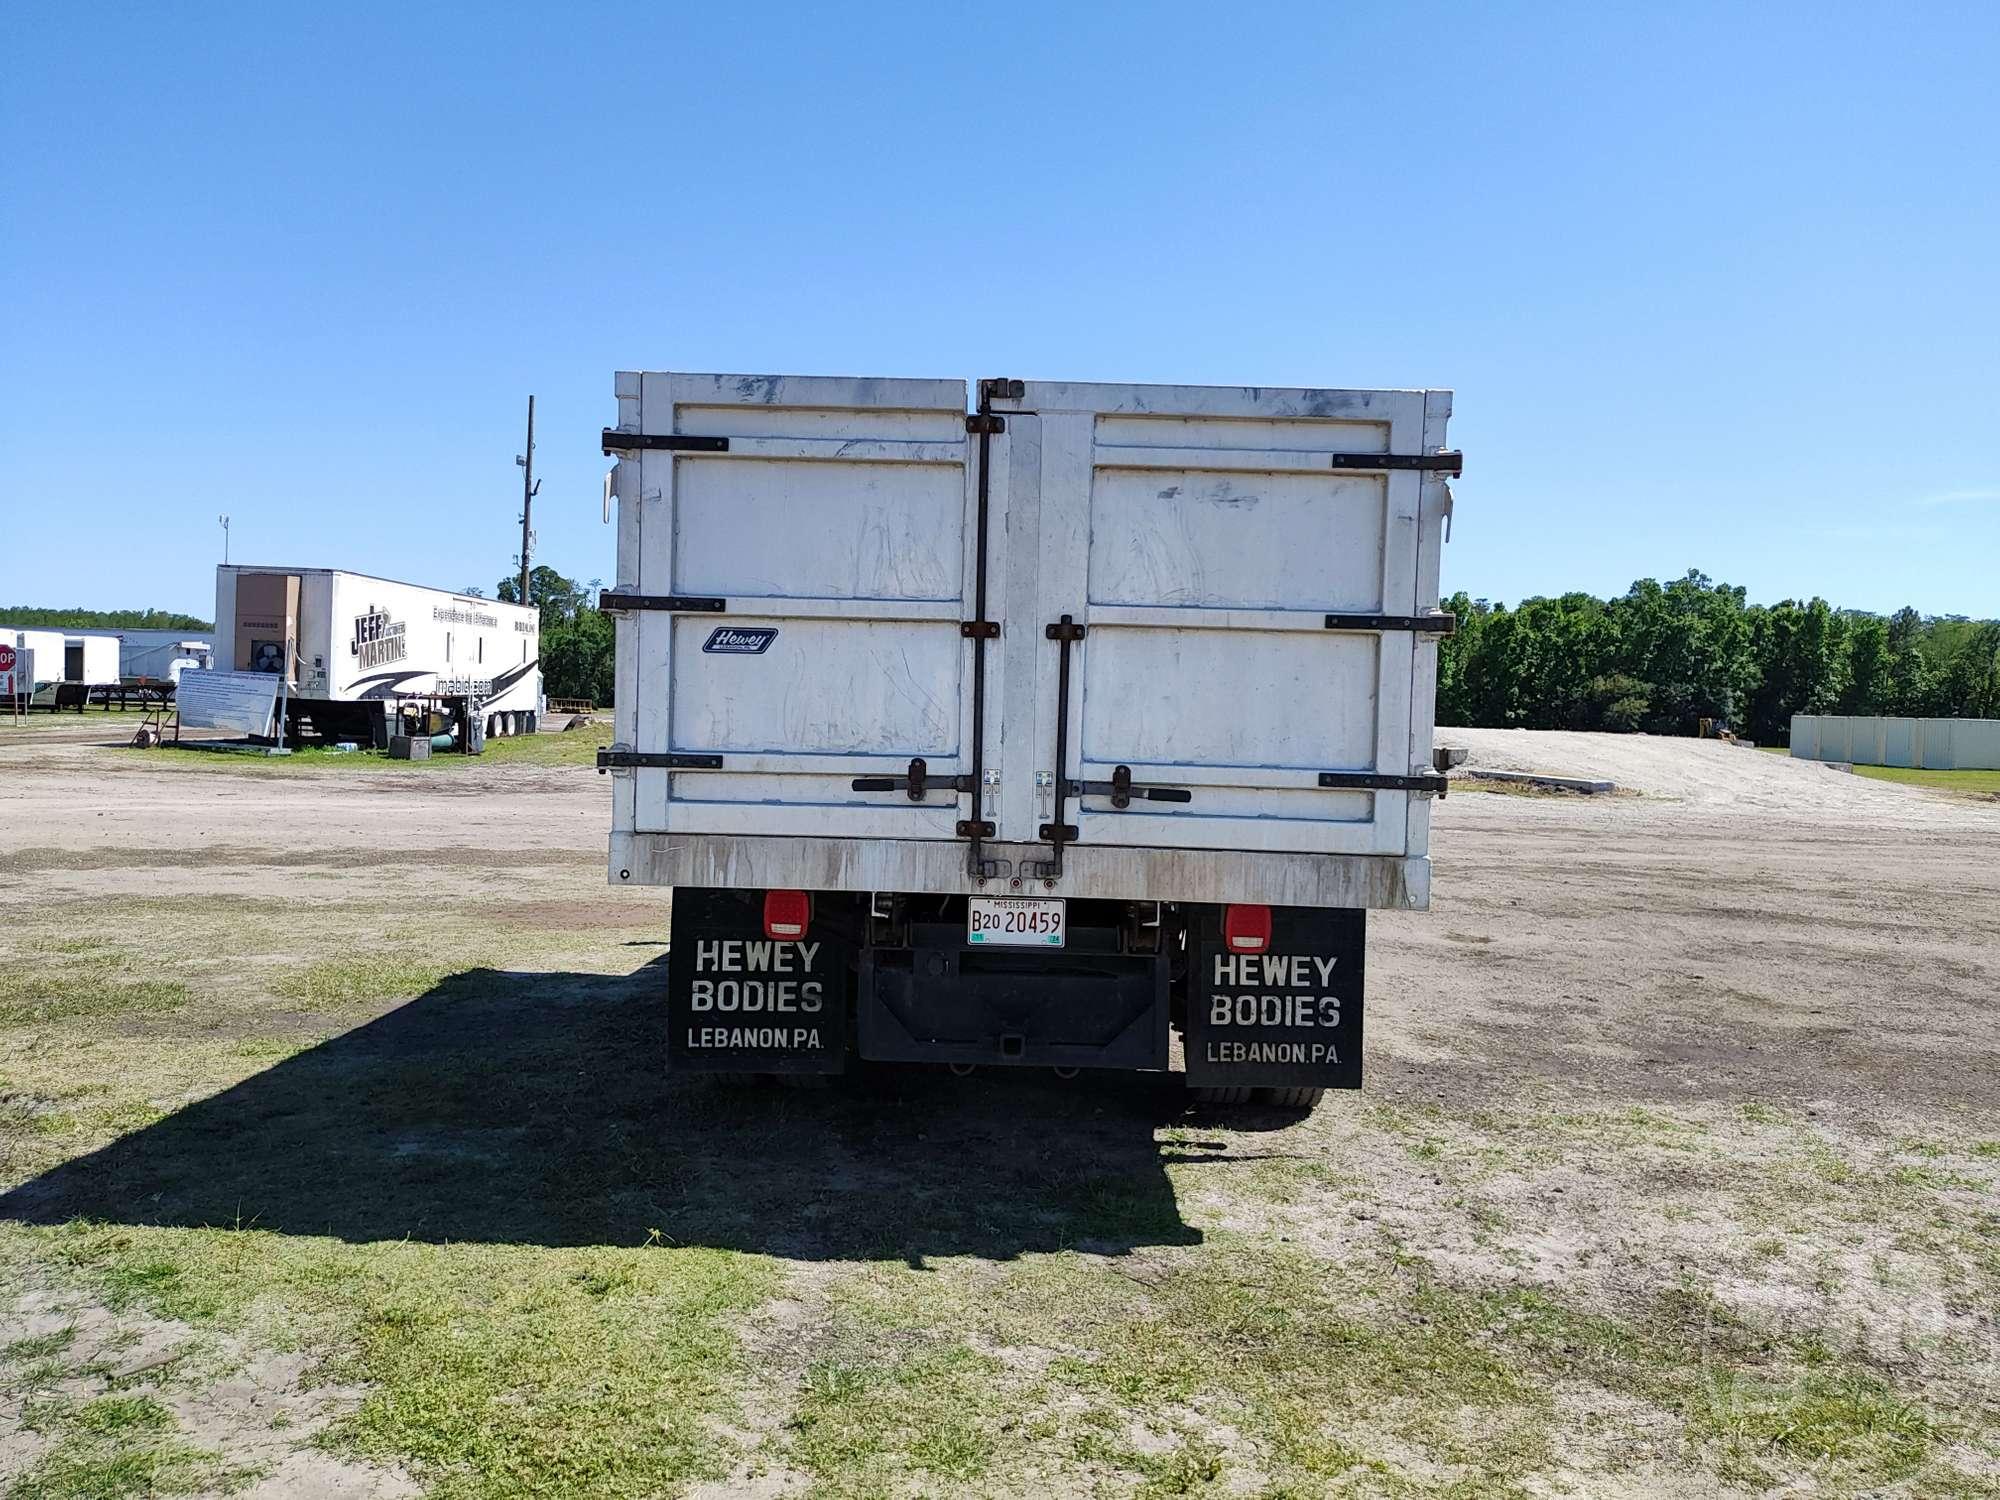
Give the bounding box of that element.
[994,382,1440,857]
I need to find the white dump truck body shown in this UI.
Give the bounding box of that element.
[213,566,540,715]
[604,373,1455,911]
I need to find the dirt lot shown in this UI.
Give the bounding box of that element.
[1,729,1995,1498]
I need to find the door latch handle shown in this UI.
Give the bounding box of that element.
[851,757,974,801]
[1070,765,1193,808]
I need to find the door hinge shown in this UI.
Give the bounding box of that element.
[1044,618,1087,643]
[1322,612,1458,635]
[598,593,726,613]
[1317,770,1449,798]
[598,751,723,773]
[959,620,999,639]
[1327,450,1462,476]
[600,431,730,455]
[965,413,1006,435]
[978,377,1024,404]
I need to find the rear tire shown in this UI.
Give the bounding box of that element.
[1189,1085,1256,1105]
[1260,1087,1324,1109]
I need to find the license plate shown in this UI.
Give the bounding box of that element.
[967,896,1066,947]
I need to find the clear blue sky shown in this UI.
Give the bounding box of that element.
[4,1,1995,622]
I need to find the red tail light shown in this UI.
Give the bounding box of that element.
[1224,904,1271,954]
[763,889,811,940]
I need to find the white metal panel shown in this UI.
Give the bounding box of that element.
[66,635,121,685]
[607,372,1452,899]
[621,373,984,840]
[667,615,959,755]
[4,629,68,687]
[320,573,541,712]
[1000,381,1437,857]
[615,831,1429,909]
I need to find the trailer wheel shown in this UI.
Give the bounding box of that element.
[1259,1087,1325,1110]
[1188,1085,1255,1105]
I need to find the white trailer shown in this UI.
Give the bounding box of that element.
[1,628,68,688]
[118,628,213,683]
[213,566,541,741]
[62,633,122,686]
[601,372,1458,1107]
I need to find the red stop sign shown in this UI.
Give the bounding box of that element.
[0,644,16,673]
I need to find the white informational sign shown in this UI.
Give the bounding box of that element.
[0,643,27,700]
[176,669,283,737]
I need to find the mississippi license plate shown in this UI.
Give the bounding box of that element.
[967,897,1066,947]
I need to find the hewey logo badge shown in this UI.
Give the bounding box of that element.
[703,626,778,655]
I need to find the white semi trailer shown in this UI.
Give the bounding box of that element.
[213,566,541,742]
[1,629,68,688]
[600,373,1459,1107]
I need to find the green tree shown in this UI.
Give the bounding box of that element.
[1744,598,1848,743]
[497,566,593,632]
[1,605,212,630]
[495,566,612,705]
[1839,615,1893,714]
[1429,574,1992,736]
[1607,572,1753,735]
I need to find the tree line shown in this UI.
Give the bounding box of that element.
[490,564,1999,736]
[1,605,213,631]
[1438,571,2000,743]
[476,567,615,707]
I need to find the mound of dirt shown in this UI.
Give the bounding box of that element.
[1436,727,1990,826]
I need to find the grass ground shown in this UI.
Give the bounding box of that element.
[4,911,1995,1496]
[2,748,1996,1496]
[135,720,611,776]
[0,707,154,734]
[1757,744,2000,794]
[1854,764,2000,795]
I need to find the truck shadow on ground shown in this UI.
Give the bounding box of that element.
[0,963,1276,1262]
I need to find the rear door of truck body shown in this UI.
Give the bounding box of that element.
[613,372,1449,868]
[992,382,1448,857]
[617,374,996,841]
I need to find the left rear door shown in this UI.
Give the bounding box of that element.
[617,373,989,840]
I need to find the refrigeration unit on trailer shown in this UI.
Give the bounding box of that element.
[601,372,1459,1107]
[213,566,541,741]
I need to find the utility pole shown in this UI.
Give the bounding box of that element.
[515,395,540,606]
[218,514,230,564]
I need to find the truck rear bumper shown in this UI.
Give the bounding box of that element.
[860,924,1169,1072]
[612,833,1428,911]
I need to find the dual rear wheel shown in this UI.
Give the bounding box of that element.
[1188,1085,1324,1109]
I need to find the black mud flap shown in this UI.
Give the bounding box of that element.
[1184,908,1365,1090]
[667,889,850,1075]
